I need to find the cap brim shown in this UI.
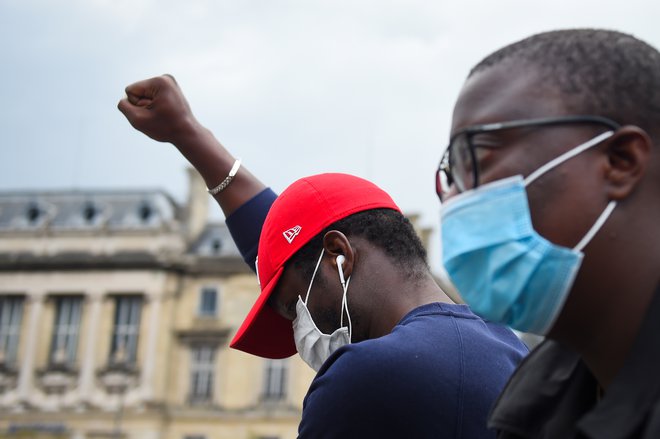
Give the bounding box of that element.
[229,265,297,359]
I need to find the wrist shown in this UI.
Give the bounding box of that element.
[207,158,242,195]
[171,116,207,149]
[171,122,237,190]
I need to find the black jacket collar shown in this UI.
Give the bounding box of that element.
[578,284,660,437]
[489,284,660,439]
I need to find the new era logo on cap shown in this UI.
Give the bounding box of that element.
[283,225,302,244]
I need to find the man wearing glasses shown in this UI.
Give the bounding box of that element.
[438,29,660,438]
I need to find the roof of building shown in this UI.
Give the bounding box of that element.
[0,190,245,270]
[0,190,180,231]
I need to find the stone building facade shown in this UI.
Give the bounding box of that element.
[0,170,316,439]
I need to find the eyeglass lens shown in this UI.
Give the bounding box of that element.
[449,133,476,193]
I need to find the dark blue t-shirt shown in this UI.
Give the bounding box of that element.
[301,302,526,438]
[226,189,528,438]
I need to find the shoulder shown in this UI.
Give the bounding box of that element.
[314,303,527,384]
[299,338,451,437]
[391,302,528,362]
[298,304,527,438]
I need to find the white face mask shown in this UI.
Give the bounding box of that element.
[292,249,352,372]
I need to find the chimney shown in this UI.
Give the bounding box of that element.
[185,167,209,242]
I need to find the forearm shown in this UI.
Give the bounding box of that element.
[173,120,277,271]
[173,122,267,217]
[118,74,272,259]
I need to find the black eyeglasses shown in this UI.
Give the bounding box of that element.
[435,115,621,201]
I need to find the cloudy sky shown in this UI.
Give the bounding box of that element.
[2,0,659,269]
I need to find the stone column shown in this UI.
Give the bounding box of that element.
[17,292,45,402]
[139,292,162,400]
[78,293,104,401]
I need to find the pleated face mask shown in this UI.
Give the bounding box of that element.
[292,249,352,371]
[441,131,617,335]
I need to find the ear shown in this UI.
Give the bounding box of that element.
[603,126,652,200]
[322,230,354,280]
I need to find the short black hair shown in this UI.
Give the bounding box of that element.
[470,28,660,142]
[287,208,429,283]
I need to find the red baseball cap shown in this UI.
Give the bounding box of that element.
[229,173,401,358]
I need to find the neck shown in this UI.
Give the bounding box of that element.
[548,228,660,389]
[367,270,454,339]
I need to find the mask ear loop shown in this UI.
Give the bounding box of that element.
[337,261,352,341]
[524,131,614,186]
[519,130,618,253]
[304,249,325,305]
[574,201,617,252]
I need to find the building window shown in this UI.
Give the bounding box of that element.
[110,296,142,365]
[262,359,288,401]
[0,296,24,366]
[50,296,82,366]
[198,287,218,317]
[189,346,215,403]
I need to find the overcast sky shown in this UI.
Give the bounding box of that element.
[2,0,659,270]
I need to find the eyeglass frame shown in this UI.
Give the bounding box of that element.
[436,115,621,201]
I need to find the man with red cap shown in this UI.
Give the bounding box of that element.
[118,75,527,438]
[229,172,409,366]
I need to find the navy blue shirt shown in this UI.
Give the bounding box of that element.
[226,189,528,438]
[225,188,277,272]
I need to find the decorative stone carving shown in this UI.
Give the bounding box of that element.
[97,362,139,395]
[37,363,78,394]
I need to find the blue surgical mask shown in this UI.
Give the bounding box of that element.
[440,131,617,334]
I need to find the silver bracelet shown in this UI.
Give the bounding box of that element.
[207,159,242,195]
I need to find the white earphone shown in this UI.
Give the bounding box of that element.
[336,255,346,288]
[336,254,351,338]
